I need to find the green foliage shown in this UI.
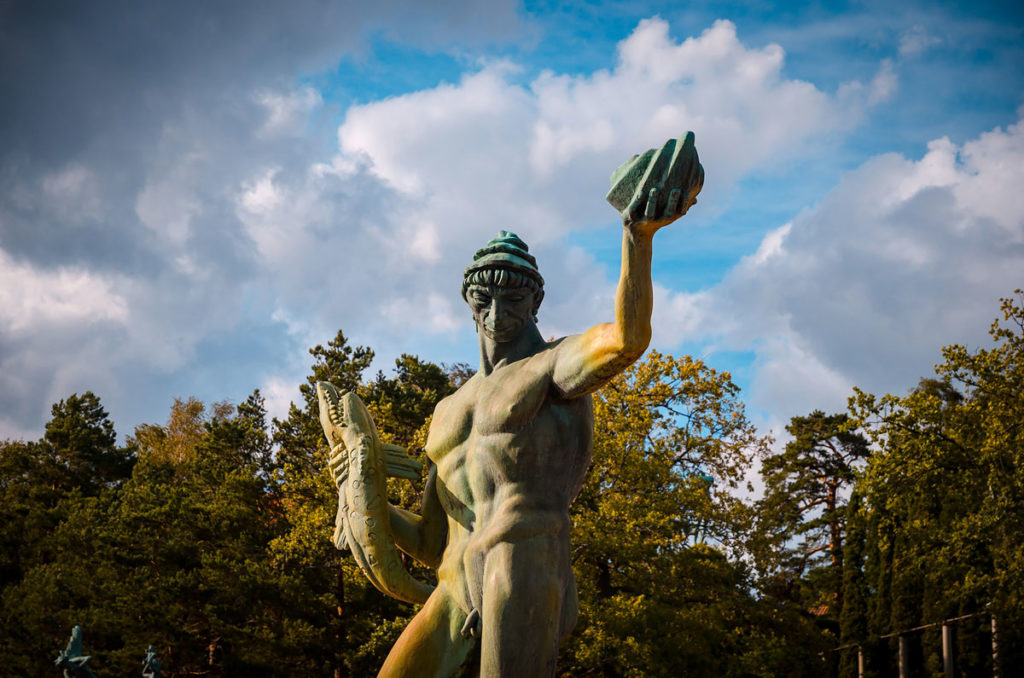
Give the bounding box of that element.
[46,390,135,492]
[560,350,828,677]
[267,332,452,674]
[0,439,67,588]
[4,294,1019,676]
[838,492,868,678]
[755,411,869,614]
[268,330,393,675]
[361,354,454,450]
[849,290,1024,675]
[1,394,313,675]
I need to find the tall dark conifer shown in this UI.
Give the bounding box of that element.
[45,391,133,492]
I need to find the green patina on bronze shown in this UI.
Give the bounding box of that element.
[54,626,97,678]
[317,383,433,604]
[318,133,704,677]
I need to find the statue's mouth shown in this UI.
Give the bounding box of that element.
[484,322,521,342]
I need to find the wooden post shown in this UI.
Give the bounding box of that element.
[991,614,999,678]
[942,623,954,678]
[898,635,909,678]
[857,645,864,678]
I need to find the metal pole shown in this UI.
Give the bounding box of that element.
[991,614,999,678]
[898,635,909,678]
[942,623,954,678]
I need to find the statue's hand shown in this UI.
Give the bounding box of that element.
[318,382,423,481]
[606,131,704,237]
[328,443,348,489]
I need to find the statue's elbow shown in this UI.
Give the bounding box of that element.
[614,338,648,366]
[619,328,651,361]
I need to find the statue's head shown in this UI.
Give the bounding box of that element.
[462,231,545,343]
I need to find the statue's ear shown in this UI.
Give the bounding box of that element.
[533,289,545,317]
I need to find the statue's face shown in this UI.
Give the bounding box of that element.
[466,284,536,343]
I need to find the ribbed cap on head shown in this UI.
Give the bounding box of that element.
[463,231,544,286]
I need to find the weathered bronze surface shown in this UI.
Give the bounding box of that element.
[318,133,703,677]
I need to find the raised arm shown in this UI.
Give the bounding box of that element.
[553,133,703,398]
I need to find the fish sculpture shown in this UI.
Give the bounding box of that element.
[316,381,434,604]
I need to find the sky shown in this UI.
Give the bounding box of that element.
[1,0,1022,446]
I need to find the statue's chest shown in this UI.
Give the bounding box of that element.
[473,360,552,434]
[426,358,552,463]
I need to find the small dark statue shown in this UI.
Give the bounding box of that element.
[141,644,162,678]
[54,626,97,678]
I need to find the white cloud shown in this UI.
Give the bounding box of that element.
[899,25,942,57]
[0,247,128,333]
[322,17,894,347]
[0,247,132,436]
[748,222,792,266]
[682,115,1024,420]
[260,374,303,423]
[0,0,527,440]
[837,58,898,109]
[256,87,323,138]
[135,151,206,251]
[0,14,916,441]
[382,292,462,334]
[239,167,284,214]
[41,164,104,221]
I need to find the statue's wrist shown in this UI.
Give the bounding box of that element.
[623,222,657,242]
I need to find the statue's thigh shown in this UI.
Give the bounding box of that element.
[379,588,474,678]
[480,539,565,678]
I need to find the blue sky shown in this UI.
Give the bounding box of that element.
[1,0,1022,444]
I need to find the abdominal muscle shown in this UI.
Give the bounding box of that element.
[427,368,592,627]
[436,460,576,623]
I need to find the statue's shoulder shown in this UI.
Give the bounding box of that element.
[521,334,586,383]
[435,371,480,412]
[540,333,583,362]
[545,335,575,350]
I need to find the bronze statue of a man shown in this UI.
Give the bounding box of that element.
[318,133,703,677]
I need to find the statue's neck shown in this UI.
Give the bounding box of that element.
[478,322,545,375]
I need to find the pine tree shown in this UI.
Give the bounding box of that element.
[756,411,869,614]
[45,391,133,492]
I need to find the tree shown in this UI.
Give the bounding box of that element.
[269,332,457,676]
[850,290,1024,675]
[0,336,459,677]
[0,391,130,659]
[755,411,869,613]
[0,394,331,676]
[268,330,377,676]
[45,391,133,492]
[838,491,869,678]
[361,354,455,450]
[0,439,66,589]
[559,350,828,677]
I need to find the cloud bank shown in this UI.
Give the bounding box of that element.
[676,114,1024,428]
[3,7,1012,446]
